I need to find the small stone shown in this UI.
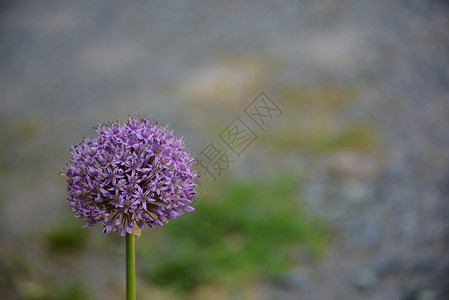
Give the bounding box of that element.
[402,289,436,300]
[327,150,382,180]
[352,268,378,290]
[373,256,401,277]
[284,268,309,290]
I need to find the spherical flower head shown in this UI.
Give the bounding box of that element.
[61,115,200,236]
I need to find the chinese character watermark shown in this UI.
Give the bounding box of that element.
[244,92,283,131]
[194,141,234,182]
[219,117,258,156]
[192,92,283,203]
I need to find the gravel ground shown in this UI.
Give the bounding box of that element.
[1,1,449,299]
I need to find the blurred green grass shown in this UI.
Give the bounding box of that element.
[38,282,90,300]
[0,118,43,173]
[44,218,89,253]
[267,123,376,153]
[138,172,329,293]
[264,84,378,154]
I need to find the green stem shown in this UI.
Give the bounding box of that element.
[126,233,136,300]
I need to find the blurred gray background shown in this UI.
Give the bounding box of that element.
[1,1,449,299]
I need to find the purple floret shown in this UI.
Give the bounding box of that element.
[61,115,200,236]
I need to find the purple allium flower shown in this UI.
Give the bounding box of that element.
[61,115,200,236]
